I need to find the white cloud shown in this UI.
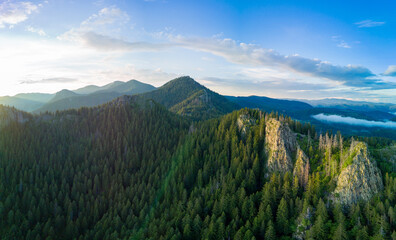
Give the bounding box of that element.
[332,36,351,49]
[313,113,396,128]
[21,77,77,84]
[60,27,392,90]
[0,1,41,28]
[3,3,393,101]
[79,31,174,51]
[355,20,385,28]
[59,6,130,43]
[383,65,396,77]
[26,25,46,36]
[171,36,386,88]
[55,5,389,91]
[0,35,112,95]
[81,6,129,27]
[337,41,351,49]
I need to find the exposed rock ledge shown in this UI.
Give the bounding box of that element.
[237,114,257,137]
[265,118,296,174]
[333,141,383,205]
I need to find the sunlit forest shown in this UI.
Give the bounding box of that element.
[0,101,395,239]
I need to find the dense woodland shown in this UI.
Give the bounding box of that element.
[0,98,395,239]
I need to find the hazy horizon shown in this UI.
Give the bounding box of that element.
[1,0,396,102]
[2,77,395,105]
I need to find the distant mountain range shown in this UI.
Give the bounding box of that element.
[0,80,156,113]
[2,76,396,138]
[301,98,396,113]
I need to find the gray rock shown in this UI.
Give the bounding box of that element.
[333,141,383,205]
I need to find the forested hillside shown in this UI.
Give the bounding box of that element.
[0,99,395,239]
[133,76,239,120]
[3,76,396,140]
[0,102,189,239]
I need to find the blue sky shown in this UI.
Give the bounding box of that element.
[1,0,396,102]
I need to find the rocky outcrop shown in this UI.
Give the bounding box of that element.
[237,114,257,137]
[0,106,30,128]
[293,147,310,188]
[265,118,297,174]
[333,141,383,205]
[293,205,314,240]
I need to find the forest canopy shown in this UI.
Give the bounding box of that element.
[0,99,395,239]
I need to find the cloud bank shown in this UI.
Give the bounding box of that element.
[384,65,396,77]
[65,31,394,90]
[172,37,389,89]
[312,113,396,128]
[55,6,396,93]
[80,31,174,51]
[0,1,41,28]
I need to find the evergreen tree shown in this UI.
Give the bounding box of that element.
[265,220,276,240]
[276,198,289,234]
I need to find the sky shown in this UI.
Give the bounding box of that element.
[1,0,396,102]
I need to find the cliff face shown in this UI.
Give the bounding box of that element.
[262,118,382,205]
[237,114,257,137]
[333,142,383,205]
[293,147,310,188]
[265,118,297,174]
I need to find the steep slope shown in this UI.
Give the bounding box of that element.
[333,141,383,205]
[265,118,297,174]
[264,118,312,187]
[134,76,239,120]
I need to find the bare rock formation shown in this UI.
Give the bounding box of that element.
[265,118,297,174]
[333,141,383,205]
[293,147,310,188]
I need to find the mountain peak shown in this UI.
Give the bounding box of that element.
[132,76,238,120]
[161,76,201,89]
[126,79,139,83]
[57,89,76,95]
[49,89,78,103]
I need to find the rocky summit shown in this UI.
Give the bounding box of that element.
[333,141,383,205]
[265,118,297,174]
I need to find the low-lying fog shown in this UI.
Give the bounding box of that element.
[312,113,396,129]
